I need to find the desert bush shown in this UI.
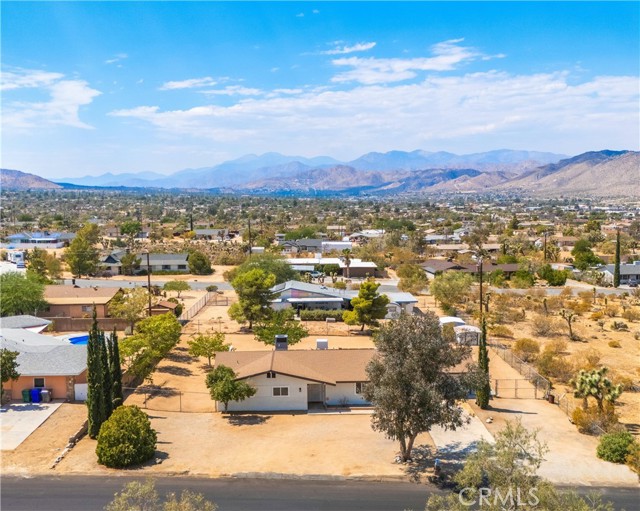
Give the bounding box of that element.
[621,309,640,322]
[572,404,620,436]
[611,321,629,331]
[608,340,622,348]
[531,313,562,337]
[504,307,526,323]
[333,281,347,290]
[604,304,620,317]
[96,405,157,468]
[299,309,344,322]
[573,348,602,370]
[590,310,605,321]
[578,290,595,304]
[597,431,636,463]
[489,325,514,338]
[206,285,218,292]
[535,351,574,383]
[349,283,361,291]
[513,338,540,362]
[626,442,640,474]
[544,338,568,355]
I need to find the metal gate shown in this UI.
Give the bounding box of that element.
[492,379,542,399]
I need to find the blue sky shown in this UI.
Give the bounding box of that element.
[2,2,639,178]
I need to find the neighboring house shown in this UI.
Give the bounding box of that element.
[271,280,417,318]
[348,230,385,244]
[284,256,378,278]
[599,261,640,286]
[42,285,121,318]
[1,328,87,401]
[214,348,375,411]
[420,259,519,279]
[151,300,179,316]
[99,251,189,274]
[553,236,579,248]
[2,231,75,249]
[0,315,51,333]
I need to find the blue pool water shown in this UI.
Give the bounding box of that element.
[69,334,89,345]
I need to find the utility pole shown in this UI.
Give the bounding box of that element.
[478,257,484,323]
[145,251,152,317]
[543,231,548,262]
[247,217,252,258]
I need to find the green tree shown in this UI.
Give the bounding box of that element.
[120,252,141,276]
[96,405,157,468]
[0,272,48,316]
[613,229,621,288]
[571,367,622,412]
[254,309,309,346]
[425,419,615,511]
[343,280,390,331]
[341,248,352,279]
[135,313,182,356]
[476,318,491,409]
[120,220,142,251]
[87,310,107,439]
[571,239,603,271]
[105,479,217,511]
[229,268,275,329]
[188,332,229,367]
[163,280,191,299]
[0,348,20,400]
[364,312,483,461]
[397,264,428,294]
[227,253,296,285]
[109,288,150,329]
[205,365,256,412]
[100,329,113,419]
[429,271,473,309]
[25,247,49,282]
[108,329,124,409]
[65,223,100,277]
[188,250,213,275]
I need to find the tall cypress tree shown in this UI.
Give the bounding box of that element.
[109,328,124,409]
[99,330,113,419]
[475,318,491,409]
[86,309,105,438]
[613,228,621,288]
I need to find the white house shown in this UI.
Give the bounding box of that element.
[214,349,375,412]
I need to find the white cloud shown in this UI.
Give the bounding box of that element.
[108,71,639,156]
[331,38,485,84]
[2,68,101,129]
[296,13,304,18]
[105,53,128,64]
[159,77,218,90]
[312,9,319,14]
[198,86,263,96]
[320,41,377,55]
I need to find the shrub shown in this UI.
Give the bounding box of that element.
[621,309,640,322]
[536,351,574,383]
[604,304,620,317]
[544,338,568,355]
[590,310,605,321]
[626,442,640,474]
[597,431,636,464]
[513,338,540,362]
[573,348,602,371]
[608,340,622,348]
[611,321,629,331]
[206,285,219,292]
[96,405,157,468]
[333,281,347,290]
[489,325,514,338]
[531,313,562,337]
[572,404,620,435]
[299,309,344,322]
[167,297,183,317]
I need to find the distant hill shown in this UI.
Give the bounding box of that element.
[1,168,62,190]
[501,150,640,196]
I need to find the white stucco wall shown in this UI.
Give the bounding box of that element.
[325,382,370,407]
[223,373,309,412]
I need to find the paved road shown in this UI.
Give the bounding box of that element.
[62,278,233,291]
[2,476,637,510]
[1,476,432,511]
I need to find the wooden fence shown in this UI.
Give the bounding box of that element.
[41,317,131,332]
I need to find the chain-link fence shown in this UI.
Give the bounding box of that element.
[124,387,215,413]
[489,342,551,398]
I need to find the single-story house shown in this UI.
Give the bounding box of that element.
[43,285,122,318]
[284,256,378,278]
[1,328,87,401]
[99,251,189,274]
[151,300,179,316]
[271,280,418,318]
[421,259,520,279]
[2,231,75,249]
[193,228,229,240]
[214,348,375,411]
[599,261,640,286]
[348,230,385,244]
[0,315,51,333]
[553,236,579,248]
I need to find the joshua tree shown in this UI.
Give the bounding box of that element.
[571,367,622,412]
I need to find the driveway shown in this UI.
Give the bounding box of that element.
[0,401,63,450]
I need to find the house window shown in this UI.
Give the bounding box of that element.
[266,371,276,379]
[81,305,93,313]
[162,265,171,270]
[34,378,45,388]
[355,382,368,395]
[272,387,289,397]
[178,265,186,270]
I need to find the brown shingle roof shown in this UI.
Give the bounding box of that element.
[44,285,121,305]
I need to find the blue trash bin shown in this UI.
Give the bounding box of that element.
[30,388,42,403]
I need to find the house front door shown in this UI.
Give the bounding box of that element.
[307,383,324,403]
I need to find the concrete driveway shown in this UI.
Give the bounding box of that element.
[0,401,63,450]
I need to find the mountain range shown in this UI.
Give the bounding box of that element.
[2,149,638,197]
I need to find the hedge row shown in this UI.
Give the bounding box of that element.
[300,310,345,321]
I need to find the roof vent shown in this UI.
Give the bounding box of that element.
[275,334,288,351]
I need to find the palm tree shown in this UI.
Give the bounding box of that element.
[341,248,352,279]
